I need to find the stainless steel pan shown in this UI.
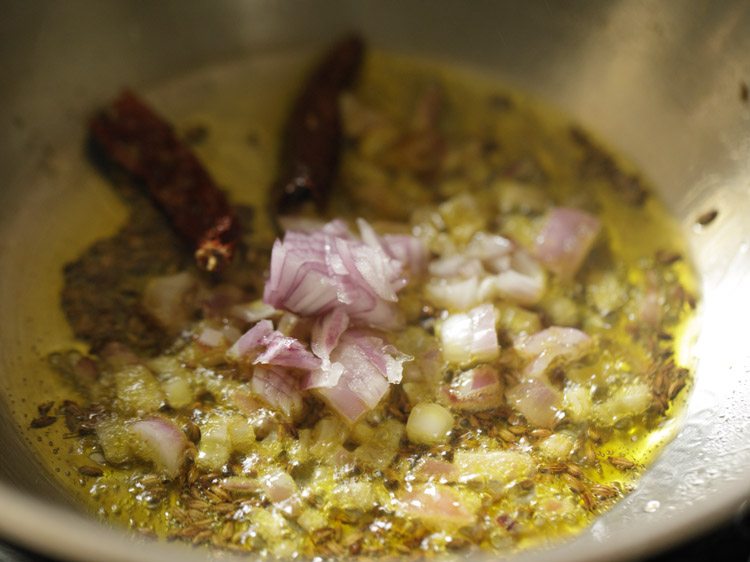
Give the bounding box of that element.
[2,1,750,561]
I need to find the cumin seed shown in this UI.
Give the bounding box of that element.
[78,465,104,477]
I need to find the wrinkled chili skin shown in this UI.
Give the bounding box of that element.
[273,34,365,215]
[89,91,240,273]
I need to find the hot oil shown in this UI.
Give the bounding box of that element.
[13,48,697,554]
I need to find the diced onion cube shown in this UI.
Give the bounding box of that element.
[406,403,453,445]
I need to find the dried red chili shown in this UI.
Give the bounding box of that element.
[273,34,365,215]
[89,91,240,273]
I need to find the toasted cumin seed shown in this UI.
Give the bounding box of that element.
[608,456,636,470]
[586,427,603,443]
[508,425,527,436]
[566,464,584,479]
[210,485,232,502]
[216,502,237,514]
[582,441,598,464]
[530,428,552,440]
[78,465,104,477]
[221,521,235,540]
[591,484,619,499]
[184,421,201,444]
[564,474,585,494]
[187,499,209,510]
[542,463,568,474]
[37,401,55,416]
[498,428,516,442]
[140,474,162,488]
[192,530,213,545]
[187,509,205,520]
[696,209,718,226]
[30,415,57,429]
[669,379,686,400]
[580,489,596,510]
[655,250,682,265]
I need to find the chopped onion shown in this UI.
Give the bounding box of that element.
[428,255,484,279]
[399,483,477,529]
[230,300,279,324]
[538,432,575,460]
[129,417,188,479]
[311,308,350,364]
[426,276,480,312]
[254,331,321,371]
[440,304,499,365]
[506,378,562,428]
[465,232,514,263]
[262,471,298,503]
[141,271,198,333]
[535,207,601,279]
[196,327,225,348]
[251,366,304,419]
[453,449,535,486]
[227,320,274,360]
[381,233,429,277]
[199,284,245,319]
[478,250,546,306]
[406,403,453,445]
[413,458,458,482]
[227,320,320,371]
[263,219,423,329]
[442,365,504,411]
[312,333,402,423]
[100,342,141,370]
[515,326,593,379]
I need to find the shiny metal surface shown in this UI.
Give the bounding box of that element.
[2,1,750,561]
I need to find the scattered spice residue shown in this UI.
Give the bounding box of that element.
[696,209,719,227]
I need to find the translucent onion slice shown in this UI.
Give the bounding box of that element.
[514,326,592,379]
[535,207,601,280]
[129,417,188,479]
[440,304,499,365]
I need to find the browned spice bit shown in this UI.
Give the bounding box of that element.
[78,465,104,477]
[182,124,209,145]
[488,94,514,111]
[541,463,568,475]
[192,529,214,545]
[564,474,586,494]
[496,514,518,532]
[581,441,598,465]
[184,420,201,444]
[668,379,687,400]
[89,90,240,273]
[695,209,719,227]
[30,415,57,429]
[508,425,528,436]
[37,401,55,416]
[518,478,535,490]
[590,483,619,500]
[498,428,517,443]
[607,456,636,471]
[586,426,603,443]
[655,249,682,265]
[566,464,584,479]
[580,489,597,511]
[530,428,552,440]
[272,34,365,217]
[741,81,749,103]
